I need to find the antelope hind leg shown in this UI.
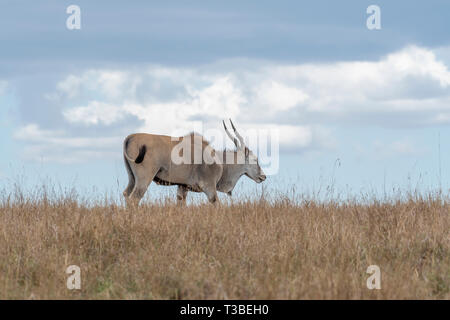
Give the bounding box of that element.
[177,185,188,205]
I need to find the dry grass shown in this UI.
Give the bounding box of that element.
[0,189,448,299]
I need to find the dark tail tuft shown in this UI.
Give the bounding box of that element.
[135,145,147,164]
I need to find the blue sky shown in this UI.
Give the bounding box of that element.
[1,1,449,200]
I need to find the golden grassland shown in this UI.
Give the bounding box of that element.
[0,190,448,299]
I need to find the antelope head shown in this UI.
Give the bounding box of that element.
[223,119,266,183]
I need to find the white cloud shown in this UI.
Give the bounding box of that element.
[56,70,141,100]
[255,81,308,112]
[14,124,121,163]
[14,124,65,142]
[244,124,313,150]
[63,101,125,125]
[57,74,83,98]
[266,45,450,116]
[63,75,245,134]
[17,45,450,163]
[58,45,450,128]
[383,46,450,86]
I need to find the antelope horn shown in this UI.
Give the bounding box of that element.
[229,119,245,148]
[223,120,240,148]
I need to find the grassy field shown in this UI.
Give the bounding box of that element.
[0,190,448,299]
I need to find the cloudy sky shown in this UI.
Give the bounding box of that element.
[1,0,449,198]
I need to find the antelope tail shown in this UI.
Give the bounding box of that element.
[123,136,147,164]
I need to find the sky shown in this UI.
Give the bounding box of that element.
[0,0,449,201]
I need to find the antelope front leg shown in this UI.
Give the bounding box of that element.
[203,188,219,205]
[177,185,188,205]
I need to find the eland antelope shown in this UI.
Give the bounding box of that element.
[123,120,266,206]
